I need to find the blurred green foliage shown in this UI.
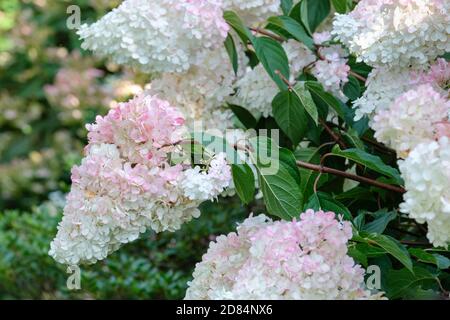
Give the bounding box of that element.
[0,198,248,299]
[0,0,250,300]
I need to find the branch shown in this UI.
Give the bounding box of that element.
[319,119,348,149]
[296,160,406,193]
[249,27,285,42]
[349,70,367,82]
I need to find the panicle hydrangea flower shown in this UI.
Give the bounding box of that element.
[222,0,281,25]
[332,0,450,68]
[185,211,385,300]
[311,44,350,102]
[399,137,450,248]
[353,58,449,121]
[78,0,229,73]
[49,94,231,265]
[149,46,247,131]
[372,84,450,158]
[231,40,317,117]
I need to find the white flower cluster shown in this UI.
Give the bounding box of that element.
[222,0,281,25]
[78,0,229,73]
[372,84,450,158]
[231,40,316,117]
[182,153,232,201]
[352,67,413,120]
[399,137,450,248]
[49,94,232,265]
[149,47,247,131]
[332,0,450,68]
[186,211,385,300]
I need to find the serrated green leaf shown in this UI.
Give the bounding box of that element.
[279,147,301,186]
[332,145,404,185]
[305,0,331,32]
[232,164,255,204]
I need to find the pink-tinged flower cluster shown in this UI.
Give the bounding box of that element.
[353,58,450,121]
[372,84,450,158]
[49,94,231,265]
[311,44,350,102]
[185,211,385,300]
[332,0,450,67]
[78,0,229,73]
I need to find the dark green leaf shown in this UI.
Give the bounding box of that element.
[331,0,348,14]
[224,33,239,75]
[280,0,294,15]
[272,89,308,146]
[363,209,397,234]
[387,267,437,299]
[293,82,318,125]
[223,11,254,44]
[365,233,413,272]
[267,16,314,50]
[231,164,256,204]
[253,36,290,90]
[343,75,361,100]
[229,104,257,129]
[279,148,302,186]
[304,192,352,221]
[409,248,450,270]
[305,0,331,32]
[332,145,404,185]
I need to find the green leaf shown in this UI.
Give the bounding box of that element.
[253,36,290,90]
[331,0,348,14]
[305,0,331,32]
[348,246,368,267]
[342,128,365,150]
[305,81,349,122]
[293,82,318,125]
[295,147,322,200]
[280,0,294,15]
[250,137,303,220]
[231,164,256,205]
[331,145,404,185]
[267,16,314,50]
[343,75,361,100]
[363,209,397,234]
[279,148,302,186]
[365,233,413,272]
[272,89,308,146]
[289,0,312,35]
[304,192,352,221]
[224,33,239,75]
[223,11,254,44]
[258,165,303,220]
[229,104,257,129]
[387,267,437,299]
[409,248,450,270]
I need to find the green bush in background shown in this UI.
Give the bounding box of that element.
[0,198,248,299]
